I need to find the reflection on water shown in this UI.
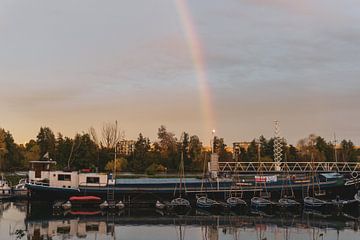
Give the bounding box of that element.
[0,201,359,240]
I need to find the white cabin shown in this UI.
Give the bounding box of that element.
[28,161,109,189]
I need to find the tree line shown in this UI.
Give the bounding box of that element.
[0,125,359,173]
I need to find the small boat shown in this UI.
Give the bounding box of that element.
[69,196,102,206]
[99,200,109,210]
[61,201,72,210]
[155,200,166,210]
[304,197,328,209]
[251,197,273,209]
[278,198,301,209]
[355,190,360,202]
[115,200,125,210]
[168,197,190,209]
[331,196,358,210]
[0,176,13,200]
[12,179,28,198]
[196,196,220,210]
[226,197,247,209]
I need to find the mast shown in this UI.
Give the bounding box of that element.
[113,120,118,178]
[334,133,338,163]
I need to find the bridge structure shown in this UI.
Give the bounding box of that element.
[218,161,360,176]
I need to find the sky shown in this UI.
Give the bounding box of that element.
[1,0,360,146]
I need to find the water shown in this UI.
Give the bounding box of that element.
[1,201,360,240]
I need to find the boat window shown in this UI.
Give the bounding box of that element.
[58,174,71,181]
[86,177,100,184]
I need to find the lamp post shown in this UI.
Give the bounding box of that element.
[211,129,215,154]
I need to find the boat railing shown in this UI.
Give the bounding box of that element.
[78,182,107,188]
[28,180,49,186]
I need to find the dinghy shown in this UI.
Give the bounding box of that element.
[168,197,191,211]
[196,196,220,210]
[303,196,328,209]
[226,197,247,209]
[251,197,273,209]
[278,198,301,209]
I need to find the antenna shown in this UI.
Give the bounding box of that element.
[274,120,283,164]
[334,133,338,163]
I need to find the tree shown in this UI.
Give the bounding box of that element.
[0,129,8,170]
[36,127,56,159]
[24,139,40,163]
[315,136,333,162]
[71,133,98,169]
[246,140,258,162]
[340,140,357,162]
[157,125,177,170]
[101,122,123,149]
[213,136,231,161]
[55,134,73,168]
[188,135,202,164]
[286,145,298,162]
[105,157,128,172]
[130,133,151,172]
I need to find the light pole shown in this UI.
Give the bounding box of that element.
[211,129,215,154]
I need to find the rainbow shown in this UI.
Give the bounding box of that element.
[174,0,216,139]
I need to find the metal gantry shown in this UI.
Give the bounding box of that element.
[218,161,360,175]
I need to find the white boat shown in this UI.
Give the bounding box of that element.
[250,197,273,209]
[0,177,12,200]
[226,197,247,209]
[115,200,125,210]
[12,178,28,198]
[196,196,221,210]
[278,198,301,209]
[155,200,166,210]
[304,197,328,209]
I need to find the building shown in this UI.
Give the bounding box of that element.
[118,140,135,156]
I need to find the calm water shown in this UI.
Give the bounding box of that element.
[1,201,360,240]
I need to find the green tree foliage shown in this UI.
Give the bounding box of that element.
[70,133,98,170]
[157,125,177,169]
[213,136,232,161]
[0,129,8,170]
[129,133,151,172]
[246,140,258,162]
[340,140,357,162]
[36,127,56,159]
[188,135,202,168]
[23,140,40,164]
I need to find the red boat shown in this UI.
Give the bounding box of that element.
[69,196,102,204]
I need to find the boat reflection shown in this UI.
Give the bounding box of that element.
[0,200,355,240]
[24,204,360,240]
